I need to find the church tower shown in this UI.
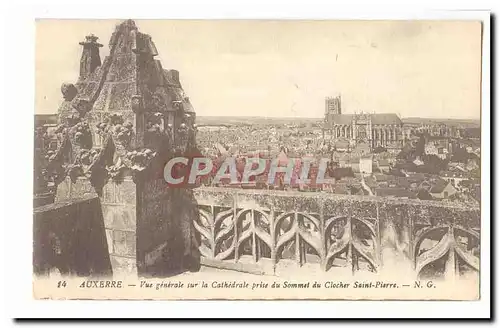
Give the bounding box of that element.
[324,95,341,126]
[325,95,341,115]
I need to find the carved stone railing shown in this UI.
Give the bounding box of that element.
[193,187,480,279]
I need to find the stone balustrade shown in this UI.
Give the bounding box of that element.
[193,187,480,279]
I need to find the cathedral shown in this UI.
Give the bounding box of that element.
[323,95,405,151]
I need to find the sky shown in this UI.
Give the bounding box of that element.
[35,19,482,119]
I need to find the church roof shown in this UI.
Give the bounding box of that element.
[326,113,402,126]
[328,114,354,125]
[429,179,452,194]
[371,113,402,125]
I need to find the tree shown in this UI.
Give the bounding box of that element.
[332,167,355,180]
[373,146,387,154]
[417,189,433,200]
[415,134,426,156]
[421,154,447,170]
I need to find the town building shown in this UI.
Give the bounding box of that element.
[428,179,458,199]
[323,95,405,151]
[359,155,373,175]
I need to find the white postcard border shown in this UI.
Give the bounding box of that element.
[2,0,492,320]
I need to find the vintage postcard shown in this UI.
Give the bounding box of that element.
[33,18,485,303]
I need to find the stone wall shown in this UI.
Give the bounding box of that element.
[136,177,172,276]
[55,177,137,276]
[54,174,199,278]
[33,196,112,277]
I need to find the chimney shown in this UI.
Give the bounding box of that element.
[79,34,103,79]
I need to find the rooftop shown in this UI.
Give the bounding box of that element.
[429,179,451,194]
[326,113,402,126]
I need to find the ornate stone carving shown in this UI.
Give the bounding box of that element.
[48,19,199,194]
[69,121,92,149]
[150,92,166,112]
[145,112,164,137]
[64,112,82,127]
[66,163,84,183]
[72,98,92,117]
[79,148,102,166]
[131,95,144,113]
[97,113,134,148]
[106,157,128,181]
[61,83,78,101]
[172,100,183,111]
[125,148,157,172]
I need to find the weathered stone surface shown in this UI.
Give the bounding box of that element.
[70,177,98,199]
[195,188,236,207]
[115,179,137,205]
[102,181,116,204]
[193,187,480,278]
[102,205,136,231]
[110,255,137,277]
[33,197,112,277]
[46,19,200,279]
[61,83,78,101]
[193,187,479,226]
[113,230,136,257]
[107,54,137,82]
[93,83,135,112]
[105,228,114,254]
[55,178,71,202]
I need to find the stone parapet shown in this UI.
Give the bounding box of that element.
[193,187,480,279]
[33,196,112,277]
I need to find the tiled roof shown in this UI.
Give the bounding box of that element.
[328,114,354,125]
[371,114,402,125]
[364,176,378,188]
[374,174,390,182]
[407,173,427,183]
[377,159,390,166]
[441,171,467,178]
[429,179,450,193]
[375,188,416,198]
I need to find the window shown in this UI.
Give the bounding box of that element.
[444,191,448,198]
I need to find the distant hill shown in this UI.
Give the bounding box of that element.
[402,117,480,127]
[196,116,322,126]
[197,116,481,128]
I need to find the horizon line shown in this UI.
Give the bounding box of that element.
[35,112,481,121]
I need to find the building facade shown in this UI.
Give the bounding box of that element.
[323,96,404,151]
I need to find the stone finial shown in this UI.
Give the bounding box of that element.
[79,34,103,79]
[61,83,78,101]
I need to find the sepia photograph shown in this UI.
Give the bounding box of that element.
[28,12,487,310]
